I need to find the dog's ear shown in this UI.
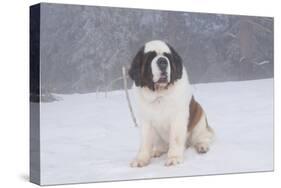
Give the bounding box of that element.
[165,44,183,83]
[129,47,144,86]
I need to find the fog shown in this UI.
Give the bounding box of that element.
[40,3,273,99]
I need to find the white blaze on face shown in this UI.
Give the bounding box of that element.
[144,40,172,87]
[151,55,171,83]
[144,40,171,54]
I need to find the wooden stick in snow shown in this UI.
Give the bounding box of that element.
[122,66,138,127]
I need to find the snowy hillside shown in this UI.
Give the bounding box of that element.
[40,4,273,95]
[40,79,273,185]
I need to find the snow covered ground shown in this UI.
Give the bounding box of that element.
[40,79,274,185]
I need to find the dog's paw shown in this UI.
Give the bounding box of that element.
[130,159,150,168]
[151,149,165,158]
[165,156,183,166]
[195,143,209,154]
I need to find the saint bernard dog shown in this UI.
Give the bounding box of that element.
[128,40,214,167]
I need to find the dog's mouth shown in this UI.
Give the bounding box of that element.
[155,73,169,90]
[157,73,168,83]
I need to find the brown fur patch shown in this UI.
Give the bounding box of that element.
[188,96,204,132]
[129,48,157,91]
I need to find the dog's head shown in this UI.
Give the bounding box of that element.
[129,40,183,91]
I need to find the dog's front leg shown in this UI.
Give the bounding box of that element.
[165,112,187,166]
[130,121,153,167]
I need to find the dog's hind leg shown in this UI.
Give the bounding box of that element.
[188,114,214,154]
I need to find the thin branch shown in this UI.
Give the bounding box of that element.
[105,76,124,95]
[225,31,237,39]
[253,60,270,65]
[245,20,273,33]
[122,66,138,127]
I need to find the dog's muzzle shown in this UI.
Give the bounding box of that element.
[157,72,168,83]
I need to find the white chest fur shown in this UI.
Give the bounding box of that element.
[133,68,192,143]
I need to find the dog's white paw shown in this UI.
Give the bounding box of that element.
[151,149,165,158]
[130,158,150,168]
[165,156,183,166]
[195,143,209,154]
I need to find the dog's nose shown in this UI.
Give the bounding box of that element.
[157,57,168,71]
